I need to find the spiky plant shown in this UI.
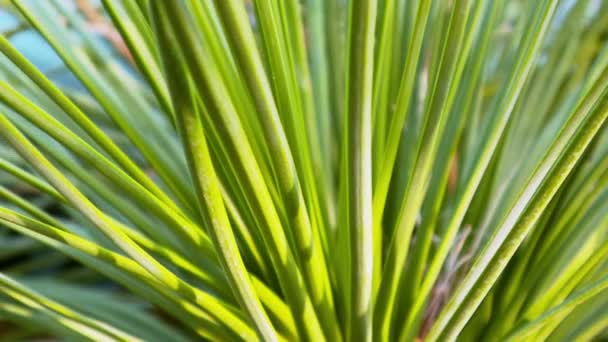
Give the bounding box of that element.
[0,0,607,340]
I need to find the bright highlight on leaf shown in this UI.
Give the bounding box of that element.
[0,0,606,341]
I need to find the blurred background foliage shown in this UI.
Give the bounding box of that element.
[0,1,190,339]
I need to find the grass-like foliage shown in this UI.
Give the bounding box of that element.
[0,0,607,341]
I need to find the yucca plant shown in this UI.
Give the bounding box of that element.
[0,0,606,340]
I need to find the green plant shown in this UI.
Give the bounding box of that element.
[0,0,607,341]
